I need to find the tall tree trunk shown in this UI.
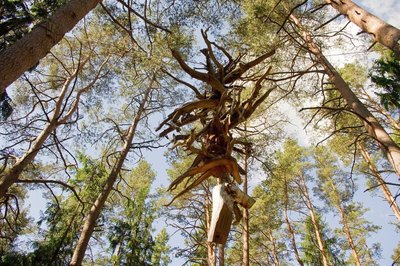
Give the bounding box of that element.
[359,144,400,222]
[329,184,362,266]
[242,150,250,266]
[205,187,216,266]
[218,244,225,266]
[298,174,329,266]
[290,14,400,177]
[324,0,400,57]
[283,178,304,266]
[0,0,101,92]
[268,230,280,266]
[69,83,152,266]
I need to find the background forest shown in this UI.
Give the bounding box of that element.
[0,0,399,265]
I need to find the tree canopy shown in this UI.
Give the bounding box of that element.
[0,0,399,265]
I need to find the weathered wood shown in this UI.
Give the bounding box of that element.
[226,183,255,209]
[208,182,256,244]
[208,184,233,245]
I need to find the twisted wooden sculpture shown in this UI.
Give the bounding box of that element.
[159,30,275,231]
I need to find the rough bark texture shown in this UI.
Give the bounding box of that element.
[359,144,400,222]
[69,85,152,266]
[325,0,400,57]
[290,14,400,177]
[0,0,101,92]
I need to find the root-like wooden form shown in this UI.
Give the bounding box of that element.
[160,30,275,217]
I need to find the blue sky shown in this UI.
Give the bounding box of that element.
[18,0,400,264]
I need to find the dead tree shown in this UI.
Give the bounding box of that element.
[159,30,276,244]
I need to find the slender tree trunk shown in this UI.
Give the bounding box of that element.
[359,144,400,222]
[268,230,280,266]
[324,0,400,57]
[0,57,105,199]
[242,150,250,266]
[283,208,303,266]
[205,188,216,266]
[298,174,329,266]
[330,184,361,266]
[218,244,225,266]
[283,179,304,266]
[0,66,79,198]
[290,14,400,177]
[69,83,153,266]
[0,0,101,92]
[360,87,400,131]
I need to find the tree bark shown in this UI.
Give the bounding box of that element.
[218,244,225,266]
[329,183,361,266]
[242,151,249,266]
[359,144,400,222]
[325,0,400,57]
[69,82,152,266]
[290,14,400,177]
[0,57,105,199]
[0,0,101,92]
[298,174,329,266]
[283,178,304,266]
[205,189,217,266]
[360,87,400,131]
[268,230,280,266]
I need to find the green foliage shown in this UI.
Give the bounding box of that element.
[339,63,368,89]
[164,153,211,264]
[370,52,400,110]
[300,215,345,266]
[0,0,66,50]
[27,154,107,266]
[393,242,400,265]
[151,229,171,266]
[0,185,31,257]
[106,160,170,266]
